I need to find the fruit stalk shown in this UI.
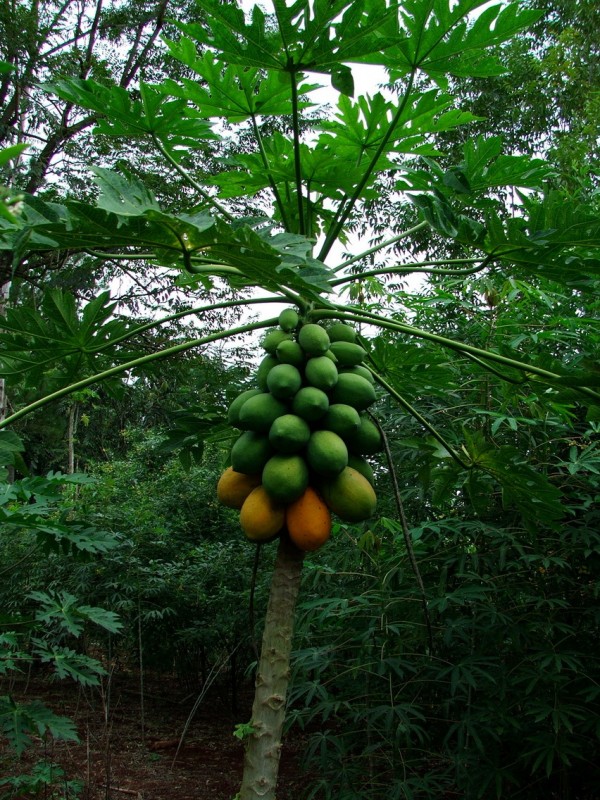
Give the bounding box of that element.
[240,533,305,800]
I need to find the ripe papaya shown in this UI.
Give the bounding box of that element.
[321,466,377,522]
[262,453,309,503]
[286,486,331,552]
[216,467,261,509]
[239,486,285,541]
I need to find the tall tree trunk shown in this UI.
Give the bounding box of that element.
[239,533,305,800]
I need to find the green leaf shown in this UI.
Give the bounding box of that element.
[0,143,28,168]
[0,696,79,755]
[160,48,319,121]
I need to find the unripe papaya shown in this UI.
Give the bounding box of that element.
[239,393,288,433]
[227,388,263,426]
[286,486,331,552]
[278,308,300,332]
[231,431,272,474]
[327,322,357,343]
[262,329,292,355]
[321,466,377,522]
[298,323,330,356]
[328,341,366,367]
[262,454,309,503]
[329,373,376,410]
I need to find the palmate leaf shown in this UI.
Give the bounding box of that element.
[36,646,107,686]
[181,0,400,89]
[0,696,79,755]
[0,288,131,387]
[387,0,542,79]
[464,432,564,529]
[43,78,217,147]
[30,590,122,636]
[160,48,319,121]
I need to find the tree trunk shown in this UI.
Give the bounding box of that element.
[239,533,305,800]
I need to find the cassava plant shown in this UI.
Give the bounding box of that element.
[1,0,599,797]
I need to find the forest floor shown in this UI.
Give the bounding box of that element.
[1,671,309,800]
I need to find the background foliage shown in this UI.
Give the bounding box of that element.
[0,0,599,798]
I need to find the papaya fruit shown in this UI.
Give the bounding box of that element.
[278,308,300,332]
[266,363,302,399]
[231,431,272,475]
[227,388,263,426]
[321,466,377,522]
[306,430,348,478]
[269,414,311,453]
[328,341,366,367]
[304,356,339,391]
[262,453,309,503]
[330,372,376,410]
[256,354,279,391]
[347,454,375,486]
[292,386,329,421]
[238,393,288,433]
[322,403,361,439]
[262,329,292,355]
[339,364,375,384]
[349,415,383,455]
[327,322,357,343]
[239,485,285,541]
[216,467,261,509]
[298,323,330,356]
[276,339,305,368]
[286,486,331,552]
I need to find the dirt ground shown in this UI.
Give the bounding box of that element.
[0,672,310,800]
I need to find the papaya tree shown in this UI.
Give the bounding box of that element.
[1,1,599,798]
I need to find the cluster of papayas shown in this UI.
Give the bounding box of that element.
[217,309,381,551]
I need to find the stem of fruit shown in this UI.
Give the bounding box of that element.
[240,533,305,800]
[0,317,279,430]
[315,307,600,403]
[370,369,471,470]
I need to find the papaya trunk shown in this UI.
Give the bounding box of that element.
[240,533,305,800]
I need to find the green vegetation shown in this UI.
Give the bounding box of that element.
[0,0,599,798]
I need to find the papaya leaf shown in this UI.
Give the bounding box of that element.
[160,49,319,121]
[0,696,79,755]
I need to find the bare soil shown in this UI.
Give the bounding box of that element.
[0,671,310,800]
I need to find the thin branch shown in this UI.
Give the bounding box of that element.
[314,306,600,404]
[0,316,279,430]
[152,136,235,222]
[332,223,428,273]
[251,113,290,230]
[330,258,489,287]
[369,368,471,470]
[289,66,305,234]
[318,69,417,261]
[374,415,434,656]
